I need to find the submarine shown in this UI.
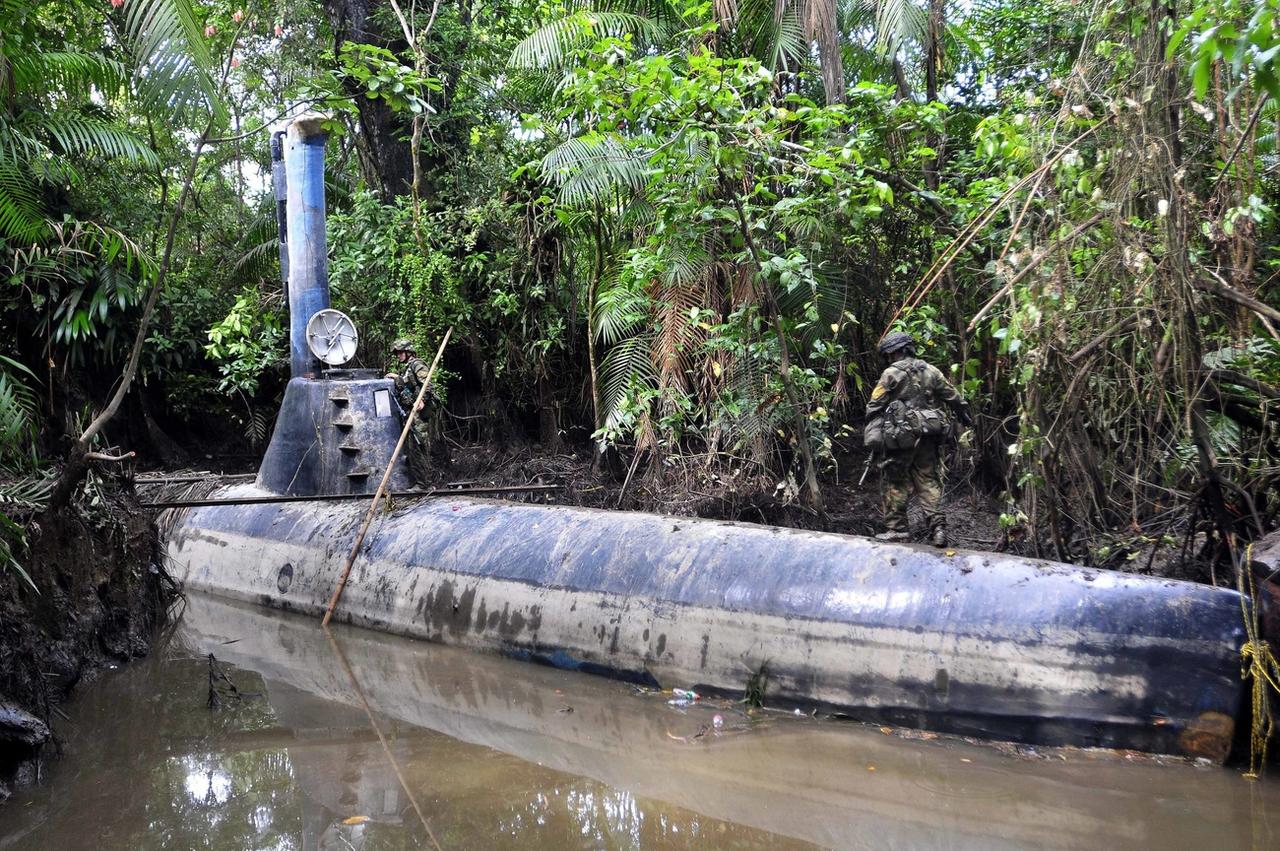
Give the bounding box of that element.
[164,114,1252,763]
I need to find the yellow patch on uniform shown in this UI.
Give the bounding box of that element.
[870,384,887,400]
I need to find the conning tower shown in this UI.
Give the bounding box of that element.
[256,114,410,496]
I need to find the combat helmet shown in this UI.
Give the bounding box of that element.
[878,331,915,357]
[391,338,415,354]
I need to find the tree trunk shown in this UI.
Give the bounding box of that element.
[587,213,605,466]
[726,185,824,513]
[322,0,417,199]
[49,124,211,509]
[924,0,945,191]
[537,372,559,451]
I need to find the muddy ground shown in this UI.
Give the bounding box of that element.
[0,487,177,801]
[407,437,1205,581]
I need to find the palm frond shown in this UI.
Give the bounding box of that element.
[541,133,649,208]
[124,0,227,124]
[10,51,130,99]
[40,115,160,167]
[0,473,52,512]
[0,115,52,166]
[0,161,48,241]
[51,220,158,281]
[0,514,38,594]
[232,239,280,281]
[871,0,928,58]
[652,262,706,392]
[594,269,650,344]
[0,474,51,594]
[734,0,807,70]
[0,357,40,470]
[510,10,664,70]
[723,353,778,451]
[600,333,659,428]
[231,211,281,280]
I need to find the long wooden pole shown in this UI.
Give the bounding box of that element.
[322,328,452,626]
[141,483,560,509]
[323,625,445,851]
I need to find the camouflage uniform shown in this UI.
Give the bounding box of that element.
[865,353,968,539]
[392,349,435,482]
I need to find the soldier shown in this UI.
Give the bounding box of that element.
[387,338,435,482]
[864,331,971,546]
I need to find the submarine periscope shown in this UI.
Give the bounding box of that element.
[164,114,1250,763]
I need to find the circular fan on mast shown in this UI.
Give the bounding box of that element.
[305,309,359,366]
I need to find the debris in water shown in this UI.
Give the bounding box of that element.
[666,723,712,744]
[342,816,370,825]
[712,713,724,729]
[667,687,702,706]
[558,704,574,714]
[794,708,803,716]
[207,653,240,710]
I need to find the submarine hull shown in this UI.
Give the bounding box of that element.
[165,483,1246,761]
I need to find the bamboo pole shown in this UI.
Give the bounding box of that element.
[323,625,445,851]
[322,328,452,627]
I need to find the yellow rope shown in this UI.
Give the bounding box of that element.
[1238,544,1280,779]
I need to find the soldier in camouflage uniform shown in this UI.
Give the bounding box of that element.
[864,332,971,546]
[387,339,435,483]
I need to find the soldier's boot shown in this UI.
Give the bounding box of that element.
[914,442,946,547]
[406,430,432,487]
[879,456,912,541]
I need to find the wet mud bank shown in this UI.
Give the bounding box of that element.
[0,492,176,801]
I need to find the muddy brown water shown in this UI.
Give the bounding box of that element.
[1,594,1277,850]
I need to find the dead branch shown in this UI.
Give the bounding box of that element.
[1067,315,1139,364]
[1193,275,1280,332]
[967,213,1105,332]
[85,451,136,463]
[1207,369,1280,402]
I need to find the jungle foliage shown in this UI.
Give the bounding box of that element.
[1,0,1278,575]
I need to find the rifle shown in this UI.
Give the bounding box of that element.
[858,451,878,487]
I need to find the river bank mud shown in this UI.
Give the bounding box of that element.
[0,487,176,800]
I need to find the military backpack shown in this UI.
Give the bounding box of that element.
[864,361,950,452]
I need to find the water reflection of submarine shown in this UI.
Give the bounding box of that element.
[182,593,1245,851]
[268,682,401,851]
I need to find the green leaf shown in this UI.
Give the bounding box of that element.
[1192,52,1212,98]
